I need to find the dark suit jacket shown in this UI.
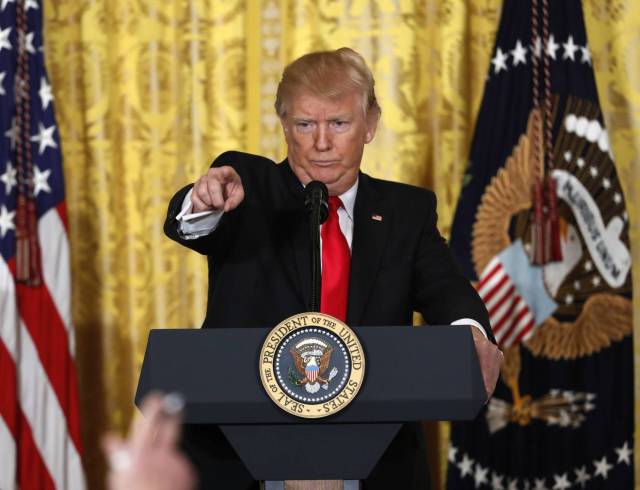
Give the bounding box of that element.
[164,151,492,489]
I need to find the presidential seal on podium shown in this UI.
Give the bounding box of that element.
[259,312,365,419]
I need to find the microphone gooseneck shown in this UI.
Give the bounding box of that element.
[304,181,329,312]
[304,181,329,224]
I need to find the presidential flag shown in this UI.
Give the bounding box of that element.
[0,0,86,489]
[448,0,633,488]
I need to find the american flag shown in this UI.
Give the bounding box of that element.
[0,1,85,489]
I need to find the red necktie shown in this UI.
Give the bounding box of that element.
[320,196,351,322]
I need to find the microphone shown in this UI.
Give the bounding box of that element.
[304,181,329,225]
[303,181,328,312]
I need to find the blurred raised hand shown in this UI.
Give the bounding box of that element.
[103,393,197,490]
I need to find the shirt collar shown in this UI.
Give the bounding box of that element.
[338,178,358,221]
[299,178,358,221]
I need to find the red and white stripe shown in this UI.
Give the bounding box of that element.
[477,257,536,348]
[306,368,318,382]
[0,206,86,490]
[0,255,19,490]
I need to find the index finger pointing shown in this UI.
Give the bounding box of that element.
[215,166,240,184]
[223,181,245,212]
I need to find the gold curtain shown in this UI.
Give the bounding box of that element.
[582,1,640,485]
[41,1,639,489]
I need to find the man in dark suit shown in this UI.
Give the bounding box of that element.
[164,47,502,490]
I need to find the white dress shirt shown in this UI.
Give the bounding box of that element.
[175,179,487,338]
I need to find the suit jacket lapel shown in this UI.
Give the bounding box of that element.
[278,160,311,309]
[346,173,390,326]
[291,216,311,309]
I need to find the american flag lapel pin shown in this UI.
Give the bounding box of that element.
[371,214,383,222]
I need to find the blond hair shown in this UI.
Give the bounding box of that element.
[274,47,381,119]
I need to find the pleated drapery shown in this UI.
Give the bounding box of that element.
[41,1,640,488]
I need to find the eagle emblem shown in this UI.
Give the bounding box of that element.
[472,105,632,432]
[289,338,339,394]
[259,313,365,418]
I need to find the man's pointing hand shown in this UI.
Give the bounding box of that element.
[191,165,245,213]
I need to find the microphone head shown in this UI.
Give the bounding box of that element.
[304,181,329,224]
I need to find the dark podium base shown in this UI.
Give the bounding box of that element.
[221,423,401,481]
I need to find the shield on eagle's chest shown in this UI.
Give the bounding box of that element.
[305,363,319,382]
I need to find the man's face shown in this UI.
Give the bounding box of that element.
[281,91,378,196]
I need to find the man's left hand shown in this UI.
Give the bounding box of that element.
[471,327,504,401]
